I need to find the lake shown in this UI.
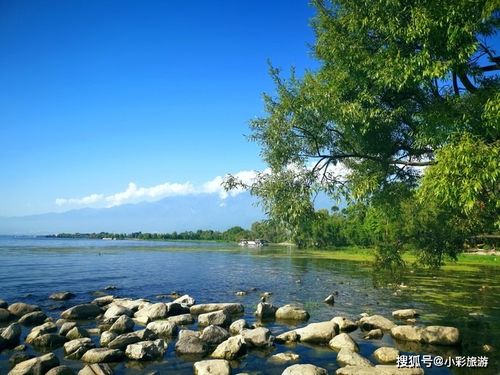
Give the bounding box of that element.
[0,236,498,374]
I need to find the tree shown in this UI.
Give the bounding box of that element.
[225,0,499,266]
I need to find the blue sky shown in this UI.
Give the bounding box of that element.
[0,1,317,216]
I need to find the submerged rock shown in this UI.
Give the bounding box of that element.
[8,303,40,318]
[336,366,424,374]
[420,326,460,346]
[268,351,300,363]
[49,292,75,301]
[0,308,11,322]
[324,294,335,305]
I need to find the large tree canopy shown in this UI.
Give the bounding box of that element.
[225,0,499,265]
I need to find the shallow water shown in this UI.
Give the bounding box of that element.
[0,237,498,374]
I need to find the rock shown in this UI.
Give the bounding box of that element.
[125,339,167,360]
[193,359,231,375]
[100,331,118,347]
[269,351,300,363]
[165,302,191,317]
[61,304,101,320]
[49,292,75,301]
[64,337,95,360]
[482,344,494,352]
[8,302,40,317]
[198,310,231,327]
[275,304,309,321]
[324,294,335,305]
[190,303,244,315]
[31,333,68,348]
[420,326,460,346]
[172,294,196,306]
[359,315,395,331]
[175,330,208,356]
[241,327,273,347]
[168,313,194,325]
[25,322,57,343]
[211,335,246,360]
[363,328,383,339]
[8,353,59,375]
[107,329,157,350]
[373,347,399,363]
[1,323,22,346]
[146,320,178,337]
[13,344,27,351]
[337,348,373,367]
[392,309,418,320]
[112,298,150,312]
[46,366,75,375]
[92,295,115,306]
[104,305,133,320]
[294,321,339,343]
[104,285,117,290]
[282,364,328,375]
[336,366,424,374]
[66,326,89,340]
[81,348,124,363]
[390,326,422,342]
[235,291,247,296]
[200,325,230,347]
[0,308,12,322]
[78,364,113,375]
[275,330,300,343]
[109,315,134,334]
[255,302,277,319]
[329,333,359,352]
[9,352,34,367]
[229,319,248,335]
[0,299,8,308]
[134,303,168,324]
[59,322,78,336]
[331,316,358,333]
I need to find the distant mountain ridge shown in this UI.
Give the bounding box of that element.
[0,193,265,235]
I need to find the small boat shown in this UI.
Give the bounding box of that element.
[238,239,268,247]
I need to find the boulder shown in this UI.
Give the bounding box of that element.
[172,294,196,306]
[1,323,22,346]
[190,303,244,315]
[92,296,115,307]
[59,322,77,336]
[282,364,328,375]
[359,315,395,331]
[193,359,231,375]
[9,352,34,368]
[269,351,300,363]
[107,329,157,350]
[66,326,89,340]
[61,304,101,320]
[211,335,246,360]
[294,321,339,343]
[112,298,151,312]
[0,308,11,322]
[392,309,418,320]
[0,299,8,308]
[104,305,133,320]
[198,310,231,327]
[146,320,178,337]
[49,292,75,301]
[241,327,273,347]
[46,366,75,375]
[100,331,118,347]
[81,348,124,363]
[337,348,373,367]
[363,329,383,339]
[8,353,59,375]
[229,319,248,335]
[331,317,358,333]
[8,303,40,317]
[275,330,300,343]
[109,315,134,334]
[420,326,460,346]
[373,347,399,363]
[165,302,190,317]
[275,304,310,321]
[64,337,95,360]
[167,313,194,325]
[134,303,168,324]
[31,333,68,349]
[255,302,277,319]
[329,333,359,352]
[324,294,335,305]
[125,339,167,360]
[78,364,113,375]
[200,325,230,347]
[390,326,422,342]
[25,322,57,343]
[175,330,208,356]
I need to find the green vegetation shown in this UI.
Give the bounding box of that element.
[225,0,499,268]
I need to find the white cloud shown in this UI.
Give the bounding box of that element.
[55,194,104,206]
[105,182,196,207]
